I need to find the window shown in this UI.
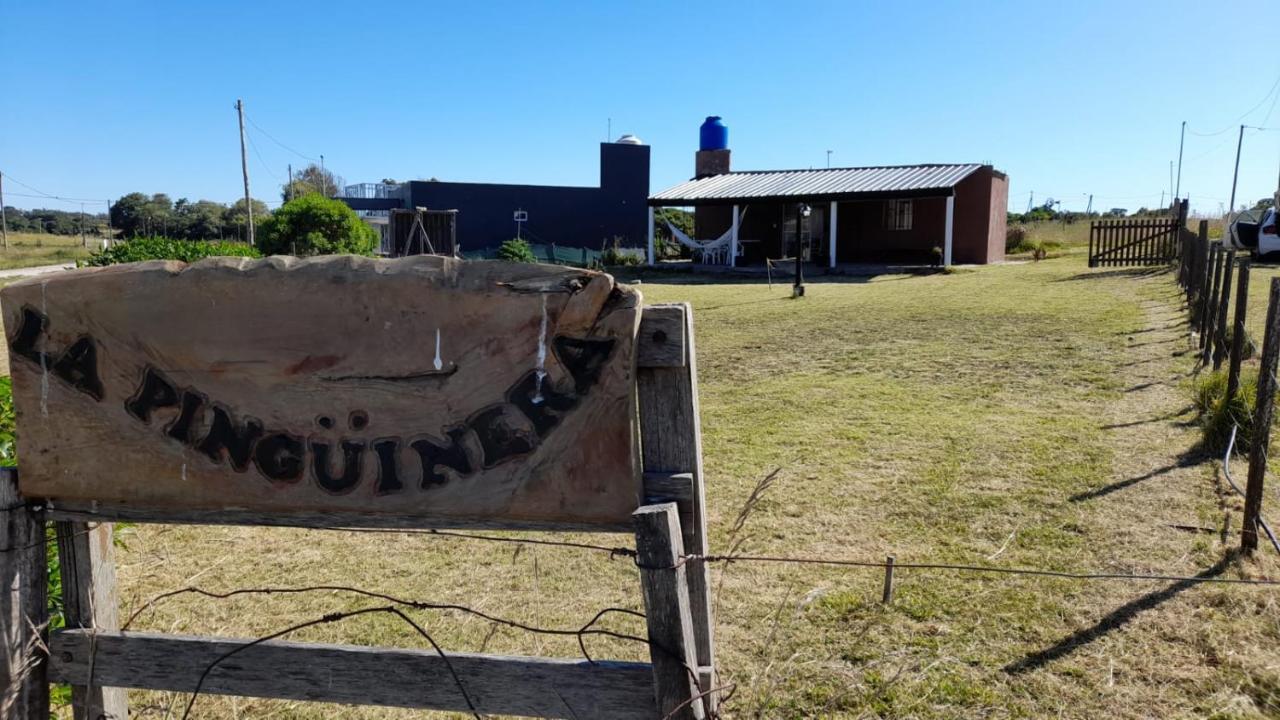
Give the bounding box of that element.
[884,200,913,231]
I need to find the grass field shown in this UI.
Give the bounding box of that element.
[0,231,93,269]
[34,255,1280,718]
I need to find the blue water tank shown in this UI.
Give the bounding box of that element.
[699,116,728,151]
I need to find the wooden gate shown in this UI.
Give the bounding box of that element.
[1088,213,1184,268]
[0,257,718,719]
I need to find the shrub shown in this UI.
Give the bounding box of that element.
[85,236,261,266]
[1006,226,1029,253]
[496,238,536,263]
[1193,368,1260,455]
[601,237,642,267]
[257,194,378,256]
[1221,326,1258,361]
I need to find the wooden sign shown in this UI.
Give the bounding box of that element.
[1,256,642,527]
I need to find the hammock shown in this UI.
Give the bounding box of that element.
[663,207,748,263]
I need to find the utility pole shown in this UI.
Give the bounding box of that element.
[287,163,293,201]
[79,203,86,248]
[1229,124,1246,219]
[1026,191,1034,213]
[1085,194,1093,216]
[236,98,255,246]
[0,170,7,250]
[1175,121,1186,200]
[320,154,326,196]
[105,199,113,248]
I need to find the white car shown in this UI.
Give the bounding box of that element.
[1229,207,1280,256]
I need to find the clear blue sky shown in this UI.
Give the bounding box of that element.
[3,0,1278,216]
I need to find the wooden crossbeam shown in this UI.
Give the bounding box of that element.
[49,629,657,719]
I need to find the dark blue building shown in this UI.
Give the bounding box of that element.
[339,139,650,253]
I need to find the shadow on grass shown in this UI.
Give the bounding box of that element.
[1003,552,1235,674]
[1099,405,1194,429]
[1068,448,1203,502]
[1127,338,1177,349]
[1054,268,1169,282]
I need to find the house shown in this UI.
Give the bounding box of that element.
[338,138,650,254]
[647,119,1008,267]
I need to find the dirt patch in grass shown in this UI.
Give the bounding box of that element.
[63,257,1280,718]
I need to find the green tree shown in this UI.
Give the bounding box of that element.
[258,194,376,256]
[110,193,149,237]
[282,163,342,201]
[496,238,536,263]
[221,198,272,242]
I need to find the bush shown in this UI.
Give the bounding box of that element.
[601,237,642,267]
[85,236,261,266]
[257,194,378,256]
[1193,368,1261,455]
[1006,226,1029,253]
[496,238,537,263]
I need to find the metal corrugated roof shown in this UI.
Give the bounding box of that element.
[649,163,985,205]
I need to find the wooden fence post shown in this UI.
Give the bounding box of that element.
[1191,228,1205,308]
[633,503,704,720]
[1244,277,1280,554]
[55,518,127,719]
[1226,260,1252,403]
[637,303,715,707]
[1201,243,1223,349]
[0,469,47,720]
[1211,250,1236,369]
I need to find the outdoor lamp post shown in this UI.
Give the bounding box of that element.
[794,203,811,298]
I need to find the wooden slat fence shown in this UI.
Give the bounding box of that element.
[1088,216,1181,267]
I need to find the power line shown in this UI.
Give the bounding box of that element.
[0,173,107,204]
[245,132,282,183]
[1188,71,1280,137]
[244,113,319,163]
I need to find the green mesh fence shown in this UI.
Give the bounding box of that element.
[461,243,644,267]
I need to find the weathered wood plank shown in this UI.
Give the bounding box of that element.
[44,500,633,533]
[49,629,657,719]
[637,305,688,368]
[633,503,703,720]
[636,303,715,696]
[643,472,695,539]
[0,256,643,528]
[56,516,127,719]
[0,468,47,720]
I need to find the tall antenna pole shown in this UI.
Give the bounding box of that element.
[1027,191,1034,213]
[0,171,7,250]
[236,99,255,246]
[1175,121,1186,200]
[1229,124,1245,219]
[826,150,832,169]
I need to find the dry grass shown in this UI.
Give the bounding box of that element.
[0,232,92,269]
[41,257,1280,718]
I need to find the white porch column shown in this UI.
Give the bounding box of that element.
[944,195,954,268]
[730,204,740,267]
[829,200,838,268]
[647,206,655,266]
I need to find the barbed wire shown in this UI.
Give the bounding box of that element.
[121,583,650,656]
[178,604,480,720]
